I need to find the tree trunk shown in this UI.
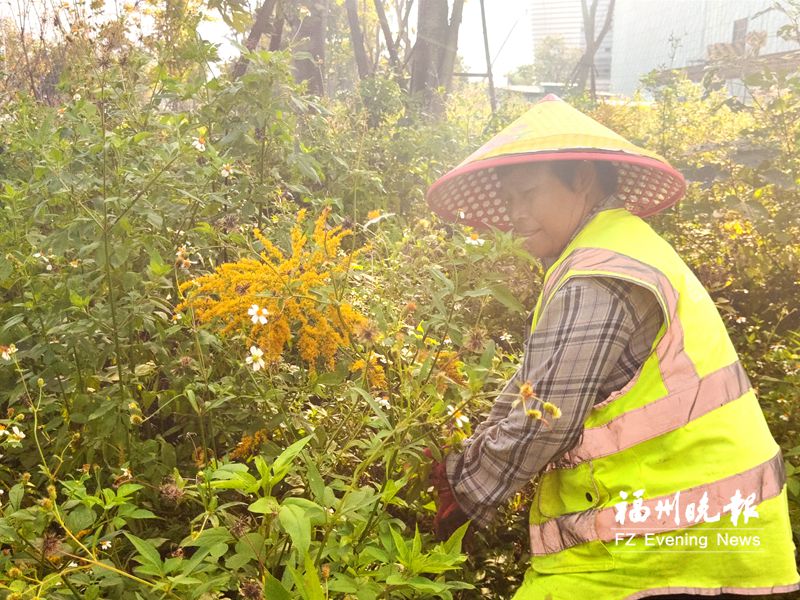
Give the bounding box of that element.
[232,0,278,79]
[269,0,284,51]
[373,0,399,71]
[409,0,448,98]
[293,0,328,95]
[438,0,465,93]
[570,0,615,96]
[345,0,370,79]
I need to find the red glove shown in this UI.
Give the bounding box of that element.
[426,450,470,541]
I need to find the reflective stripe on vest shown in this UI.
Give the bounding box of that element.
[529,448,785,556]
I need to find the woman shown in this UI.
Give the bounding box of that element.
[424,95,800,599]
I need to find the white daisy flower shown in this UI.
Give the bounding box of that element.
[499,332,513,343]
[100,540,112,550]
[220,163,234,178]
[72,93,81,102]
[247,304,269,325]
[285,363,300,375]
[446,404,469,429]
[191,137,206,152]
[245,346,265,372]
[10,426,25,440]
[465,235,485,246]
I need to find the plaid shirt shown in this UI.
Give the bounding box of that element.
[444,195,665,527]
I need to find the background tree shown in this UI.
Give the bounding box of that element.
[409,0,465,114]
[534,35,583,83]
[506,36,582,85]
[569,0,616,97]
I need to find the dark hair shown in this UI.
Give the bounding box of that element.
[550,160,618,196]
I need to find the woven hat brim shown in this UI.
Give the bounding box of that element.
[425,150,686,233]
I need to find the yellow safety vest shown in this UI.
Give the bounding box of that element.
[513,208,800,599]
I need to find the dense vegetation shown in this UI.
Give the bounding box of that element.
[1,4,799,599]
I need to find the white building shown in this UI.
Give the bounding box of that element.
[530,0,614,91]
[611,0,797,96]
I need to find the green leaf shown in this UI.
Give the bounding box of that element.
[264,571,292,600]
[389,526,408,563]
[278,504,311,556]
[442,520,470,555]
[282,498,326,524]
[123,533,163,575]
[271,435,312,486]
[9,484,23,511]
[304,458,326,503]
[302,553,325,600]
[248,495,279,515]
[182,527,233,548]
[488,282,525,313]
[116,483,143,498]
[69,289,91,309]
[287,553,326,600]
[210,464,258,492]
[65,505,96,532]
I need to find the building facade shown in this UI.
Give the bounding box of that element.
[610,0,797,96]
[530,0,614,91]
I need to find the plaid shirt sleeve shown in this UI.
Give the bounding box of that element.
[444,276,663,528]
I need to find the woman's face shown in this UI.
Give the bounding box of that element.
[499,162,596,259]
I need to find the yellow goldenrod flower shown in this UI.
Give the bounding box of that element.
[177,208,370,375]
[367,209,381,220]
[350,355,387,390]
[526,409,543,419]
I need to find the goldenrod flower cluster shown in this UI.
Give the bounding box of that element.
[230,429,269,460]
[176,207,371,374]
[350,355,387,391]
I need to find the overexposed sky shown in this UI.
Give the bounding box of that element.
[459,0,534,84]
[196,0,534,85]
[1,0,534,85]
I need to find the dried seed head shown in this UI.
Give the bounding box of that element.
[230,516,251,538]
[463,328,486,353]
[238,579,263,600]
[159,481,185,505]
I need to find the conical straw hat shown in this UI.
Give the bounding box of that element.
[426,95,686,232]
